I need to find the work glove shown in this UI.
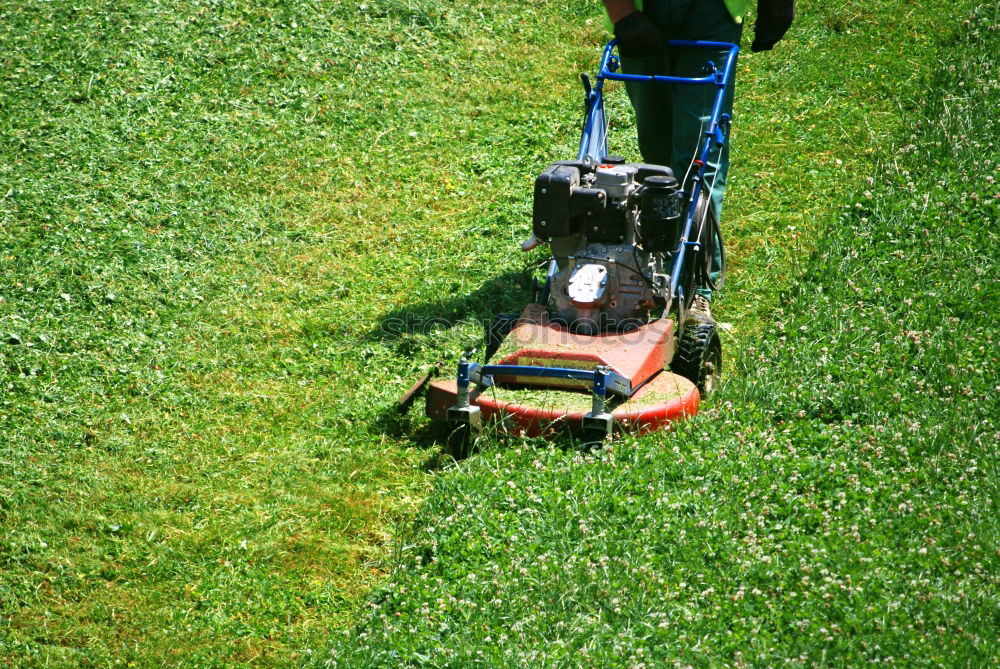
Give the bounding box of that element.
[751,0,795,52]
[613,10,669,58]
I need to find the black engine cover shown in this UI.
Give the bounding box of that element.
[581,209,627,244]
[532,160,674,243]
[532,165,579,238]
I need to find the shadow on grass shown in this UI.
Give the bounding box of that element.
[369,269,538,345]
[371,406,476,471]
[373,394,600,472]
[368,268,535,465]
[368,400,472,470]
[371,405,444,441]
[369,265,601,468]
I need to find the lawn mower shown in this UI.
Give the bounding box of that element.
[419,38,739,449]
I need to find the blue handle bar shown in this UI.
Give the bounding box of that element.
[577,39,739,314]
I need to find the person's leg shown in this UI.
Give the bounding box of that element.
[670,0,741,300]
[618,0,677,166]
[673,0,741,204]
[620,52,674,166]
[619,0,740,303]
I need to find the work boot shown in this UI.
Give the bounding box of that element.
[689,294,715,325]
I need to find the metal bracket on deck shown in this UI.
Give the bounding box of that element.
[447,356,483,435]
[581,366,614,440]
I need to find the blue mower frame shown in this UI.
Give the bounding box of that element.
[572,38,740,320]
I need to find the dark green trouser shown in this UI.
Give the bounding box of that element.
[620,0,742,299]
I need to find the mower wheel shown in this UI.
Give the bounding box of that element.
[581,428,609,450]
[446,423,474,459]
[671,321,722,396]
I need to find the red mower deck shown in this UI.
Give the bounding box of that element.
[426,370,698,437]
[490,304,674,395]
[425,305,701,437]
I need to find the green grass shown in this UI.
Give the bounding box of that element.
[323,4,1000,667]
[1,0,997,665]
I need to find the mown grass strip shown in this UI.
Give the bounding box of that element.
[323,4,999,666]
[0,1,635,665]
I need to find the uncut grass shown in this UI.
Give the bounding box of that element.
[325,4,999,667]
[0,0,988,666]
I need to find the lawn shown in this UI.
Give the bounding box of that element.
[326,4,999,665]
[1,0,996,666]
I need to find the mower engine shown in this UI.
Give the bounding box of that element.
[420,40,736,447]
[530,158,684,333]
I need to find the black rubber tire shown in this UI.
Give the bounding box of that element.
[671,321,722,396]
[581,427,609,450]
[446,423,473,459]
